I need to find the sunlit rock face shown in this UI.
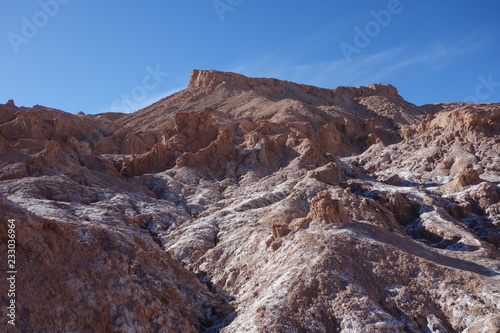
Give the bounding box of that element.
[0,70,499,332]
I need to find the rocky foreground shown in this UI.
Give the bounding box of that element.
[0,70,499,332]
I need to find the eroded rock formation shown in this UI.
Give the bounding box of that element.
[0,70,499,332]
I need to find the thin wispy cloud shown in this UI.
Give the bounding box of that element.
[422,31,491,69]
[98,87,184,114]
[227,30,492,90]
[135,88,184,110]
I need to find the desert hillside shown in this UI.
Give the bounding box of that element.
[1,70,499,332]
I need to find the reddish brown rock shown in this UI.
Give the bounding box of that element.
[441,168,481,191]
[308,190,348,225]
[470,182,500,210]
[175,128,237,177]
[121,143,176,177]
[384,174,404,186]
[0,195,228,333]
[0,135,12,156]
[310,161,343,184]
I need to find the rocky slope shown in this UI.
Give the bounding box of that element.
[0,70,499,332]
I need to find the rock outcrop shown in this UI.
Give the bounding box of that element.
[308,190,348,225]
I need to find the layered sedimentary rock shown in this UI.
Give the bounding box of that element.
[0,70,499,332]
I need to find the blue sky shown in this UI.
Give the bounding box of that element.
[1,0,499,114]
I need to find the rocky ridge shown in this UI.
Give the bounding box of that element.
[0,70,499,332]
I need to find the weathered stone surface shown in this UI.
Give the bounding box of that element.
[0,195,230,333]
[310,161,343,184]
[384,174,404,186]
[308,190,348,225]
[470,182,500,210]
